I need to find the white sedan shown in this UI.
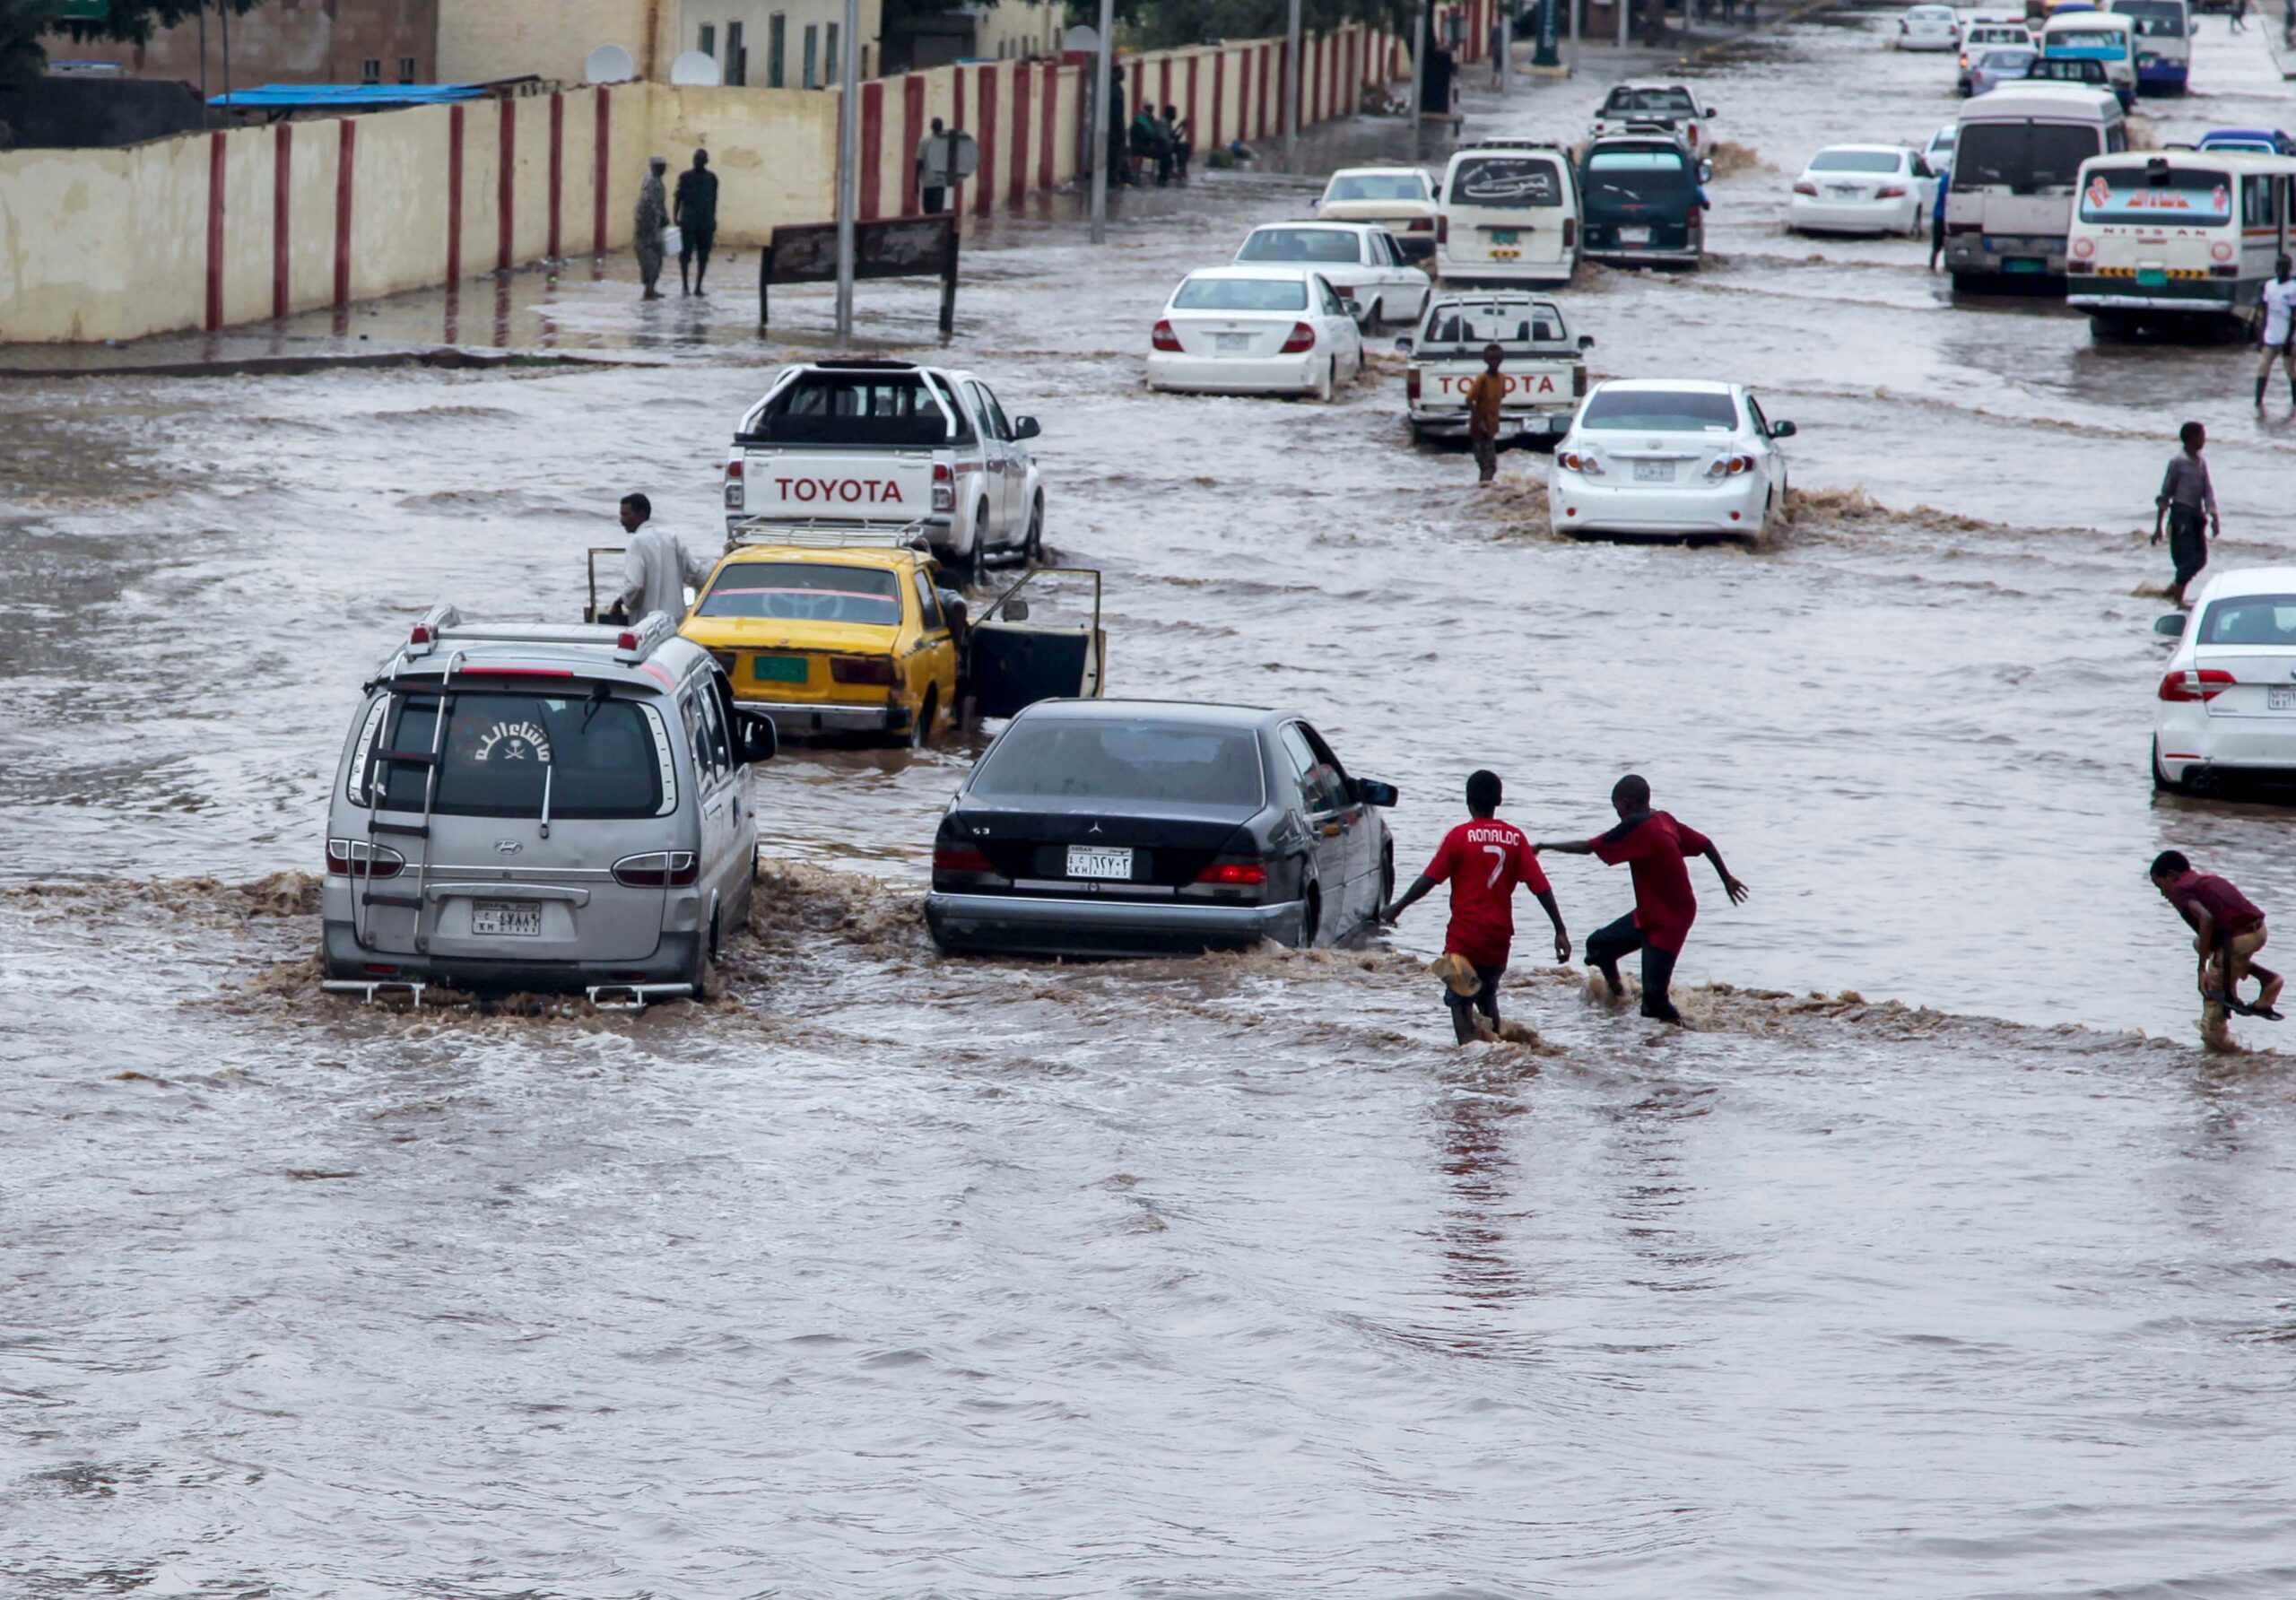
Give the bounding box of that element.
[1895,3,1961,49]
[1788,144,1939,236]
[1233,221,1431,327]
[1147,266,1365,402]
[1549,378,1795,542]
[1314,167,1440,262]
[2152,570,2296,794]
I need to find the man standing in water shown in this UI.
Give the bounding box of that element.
[2257,256,2296,408]
[674,149,719,297]
[1380,770,1570,1044]
[2152,421,2218,610]
[2151,850,2283,1049]
[1536,775,1747,1025]
[1465,343,1508,485]
[613,493,712,625]
[634,156,670,300]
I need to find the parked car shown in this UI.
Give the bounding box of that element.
[1147,266,1366,400]
[320,608,776,1008]
[2197,127,2296,156]
[2022,53,2113,90]
[1788,144,1940,235]
[926,699,1399,957]
[2152,570,2296,793]
[1314,165,1439,261]
[1579,130,1711,267]
[1897,4,1964,48]
[1587,81,1716,151]
[1396,291,1591,445]
[1233,221,1431,328]
[1435,141,1581,286]
[1925,124,1959,170]
[725,360,1042,576]
[1964,44,2040,93]
[1549,378,1796,543]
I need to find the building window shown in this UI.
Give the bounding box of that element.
[361,58,380,84]
[398,56,416,83]
[698,22,716,57]
[767,13,786,87]
[824,22,839,81]
[801,22,817,89]
[725,20,744,84]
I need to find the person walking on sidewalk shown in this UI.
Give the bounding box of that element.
[2229,0,2248,32]
[2257,256,2296,407]
[2152,421,2218,610]
[674,149,719,297]
[1535,774,1747,1026]
[1379,770,1571,1045]
[1465,343,1508,485]
[2151,850,2283,1050]
[633,155,670,300]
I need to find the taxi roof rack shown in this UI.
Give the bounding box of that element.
[400,604,679,665]
[726,517,935,552]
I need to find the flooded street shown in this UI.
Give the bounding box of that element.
[8,5,2296,1593]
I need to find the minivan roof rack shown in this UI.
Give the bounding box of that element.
[402,604,679,665]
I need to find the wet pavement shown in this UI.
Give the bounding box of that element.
[8,6,2296,1595]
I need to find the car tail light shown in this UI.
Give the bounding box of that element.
[1562,216,1577,249]
[932,461,953,512]
[724,457,745,510]
[326,839,405,879]
[831,656,897,686]
[1686,125,1700,148]
[1558,450,1604,476]
[1194,857,1269,887]
[1279,321,1317,353]
[613,851,700,887]
[2071,236,2095,258]
[1876,184,1908,199]
[1152,317,1183,352]
[1436,215,1449,244]
[2159,669,2235,703]
[1707,454,1757,477]
[2212,265,2239,278]
[1572,365,1587,397]
[2212,241,2235,262]
[1407,217,1433,231]
[1793,179,1818,196]
[933,845,996,875]
[1405,369,1421,403]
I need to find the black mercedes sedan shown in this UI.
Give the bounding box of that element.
[925,700,1400,958]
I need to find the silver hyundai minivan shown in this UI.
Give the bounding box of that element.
[320,606,776,1007]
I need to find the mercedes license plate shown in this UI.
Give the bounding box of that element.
[471,901,542,937]
[1066,847,1135,881]
[1618,226,1652,246]
[1632,461,1674,483]
[1215,332,1253,352]
[2270,687,2296,711]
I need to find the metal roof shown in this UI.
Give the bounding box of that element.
[208,83,489,109]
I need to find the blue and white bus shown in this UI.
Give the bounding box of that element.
[2042,12,2138,105]
[2109,0,2190,95]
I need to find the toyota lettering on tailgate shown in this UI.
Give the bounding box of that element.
[1434,372,1560,396]
[771,477,910,505]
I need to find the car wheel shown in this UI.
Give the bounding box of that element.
[1022,494,1044,562]
[909,686,938,750]
[1300,883,1323,948]
[685,906,719,1001]
[1314,359,1335,404]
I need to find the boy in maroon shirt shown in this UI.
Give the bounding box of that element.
[2150,849,2282,1048]
[1537,774,1747,1025]
[1380,770,1571,1044]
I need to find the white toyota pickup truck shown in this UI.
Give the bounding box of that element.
[724,360,1044,572]
[1396,291,1593,446]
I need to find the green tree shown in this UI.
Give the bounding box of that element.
[2,0,265,91]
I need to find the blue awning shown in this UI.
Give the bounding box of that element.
[207,83,490,109]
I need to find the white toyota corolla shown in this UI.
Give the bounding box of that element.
[1147,265,1366,401]
[2152,570,2296,793]
[1895,3,1961,49]
[1549,378,1796,542]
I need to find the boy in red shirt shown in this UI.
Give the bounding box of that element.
[1379,770,1570,1043]
[2150,849,2283,1048]
[1538,774,1747,1025]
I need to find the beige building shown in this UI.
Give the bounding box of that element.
[50,0,439,88]
[674,0,889,88]
[436,0,680,85]
[969,0,1062,61]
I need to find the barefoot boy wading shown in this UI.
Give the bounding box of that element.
[2150,849,2283,1050]
[1538,775,1747,1024]
[1380,770,1570,1044]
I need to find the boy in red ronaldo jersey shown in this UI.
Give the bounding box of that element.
[1379,770,1571,1043]
[1538,774,1747,1025]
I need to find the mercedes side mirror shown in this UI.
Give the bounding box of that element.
[735,711,779,763]
[1770,420,1797,439]
[1578,334,1596,349]
[1352,777,1400,808]
[2153,613,2187,638]
[1394,335,1415,352]
[1013,414,1042,439]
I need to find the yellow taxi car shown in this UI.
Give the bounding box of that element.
[678,543,959,745]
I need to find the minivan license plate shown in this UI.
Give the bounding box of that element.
[1066,847,1134,880]
[472,901,542,936]
[1618,227,1652,246]
[1490,229,1519,244]
[2270,687,2296,710]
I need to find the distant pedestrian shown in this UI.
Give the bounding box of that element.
[1162,105,1192,180]
[1721,0,1736,20]
[1465,341,1508,483]
[2230,0,2248,31]
[1131,106,1171,184]
[1929,165,1950,272]
[1490,20,1506,83]
[613,493,712,626]
[633,155,669,300]
[1379,770,1571,1045]
[1107,67,1130,186]
[2151,850,2283,1050]
[2284,0,2294,47]
[1536,774,1748,1026]
[1744,0,1758,22]
[674,148,719,297]
[917,117,950,213]
[2256,256,2296,407]
[2152,421,2218,610]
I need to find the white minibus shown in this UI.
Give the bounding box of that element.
[2066,151,2296,334]
[2108,0,2190,94]
[1435,142,1581,287]
[1944,84,2126,287]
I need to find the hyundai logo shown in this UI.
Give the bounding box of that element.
[494,839,522,855]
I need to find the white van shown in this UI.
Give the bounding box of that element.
[1944,84,2126,287]
[2066,151,2296,335]
[1435,142,1580,287]
[2040,11,2137,106]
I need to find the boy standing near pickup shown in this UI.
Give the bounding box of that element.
[1380,770,1571,1044]
[1466,343,1507,484]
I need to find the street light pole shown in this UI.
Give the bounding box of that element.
[1408,0,1426,155]
[1499,12,1511,92]
[1090,0,1113,244]
[832,0,860,335]
[1284,0,1301,159]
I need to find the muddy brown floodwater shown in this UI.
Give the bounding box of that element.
[6,5,2296,1595]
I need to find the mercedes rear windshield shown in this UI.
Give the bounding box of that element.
[967,718,1267,813]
